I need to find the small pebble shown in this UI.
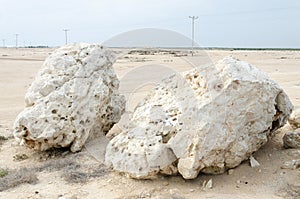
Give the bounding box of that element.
[163,181,169,186]
[202,179,213,189]
[281,159,300,170]
[249,156,260,167]
[227,169,234,175]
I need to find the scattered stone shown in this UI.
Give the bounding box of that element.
[227,169,234,175]
[70,195,78,199]
[105,56,293,179]
[287,149,300,158]
[283,131,300,149]
[281,159,300,170]
[249,156,260,168]
[139,191,151,198]
[152,189,186,199]
[13,44,125,152]
[162,181,169,186]
[278,183,300,199]
[202,179,213,189]
[288,109,300,129]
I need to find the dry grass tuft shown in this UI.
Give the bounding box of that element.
[0,152,109,191]
[62,164,107,184]
[0,168,38,192]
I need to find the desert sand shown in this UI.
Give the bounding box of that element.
[0,47,299,199]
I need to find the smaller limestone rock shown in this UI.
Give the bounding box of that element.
[283,131,300,149]
[281,159,300,170]
[227,169,234,175]
[249,156,260,167]
[288,109,300,129]
[202,179,213,189]
[162,181,169,186]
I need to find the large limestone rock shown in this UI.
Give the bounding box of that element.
[105,56,293,179]
[13,43,125,152]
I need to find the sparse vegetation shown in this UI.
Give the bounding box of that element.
[0,168,8,178]
[0,136,8,141]
[0,152,109,191]
[13,153,29,161]
[62,164,107,184]
[0,168,38,191]
[0,136,8,147]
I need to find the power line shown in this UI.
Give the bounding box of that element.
[189,16,198,56]
[2,39,5,47]
[198,6,300,17]
[63,29,70,45]
[15,34,19,48]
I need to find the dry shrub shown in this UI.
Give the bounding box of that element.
[0,168,38,191]
[0,136,8,141]
[0,152,109,191]
[62,164,107,184]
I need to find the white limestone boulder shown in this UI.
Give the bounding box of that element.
[13,43,125,152]
[105,56,293,179]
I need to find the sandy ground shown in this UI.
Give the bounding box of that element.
[0,47,299,199]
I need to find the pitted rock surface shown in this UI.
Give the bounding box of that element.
[105,56,293,179]
[14,43,125,152]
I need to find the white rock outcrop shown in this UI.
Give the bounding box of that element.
[288,109,300,129]
[105,56,293,179]
[283,131,300,149]
[13,43,125,152]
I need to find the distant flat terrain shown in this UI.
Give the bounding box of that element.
[0,47,299,199]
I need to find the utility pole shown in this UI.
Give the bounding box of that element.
[62,29,69,45]
[189,16,198,56]
[2,39,5,47]
[15,34,19,48]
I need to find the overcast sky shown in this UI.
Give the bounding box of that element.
[1,0,300,47]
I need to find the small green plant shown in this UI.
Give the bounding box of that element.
[0,136,8,141]
[0,168,8,178]
[13,154,29,161]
